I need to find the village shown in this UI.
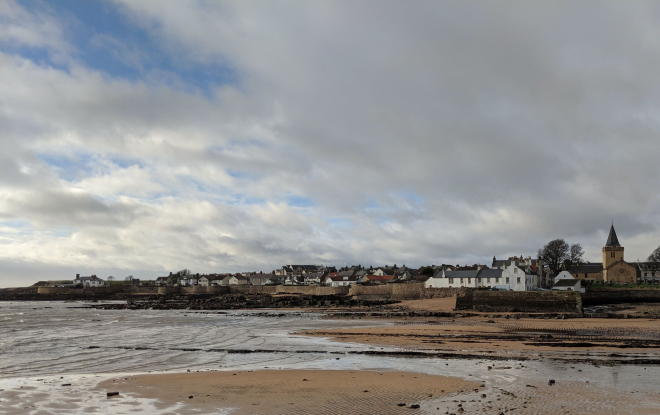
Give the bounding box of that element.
[47,225,659,295]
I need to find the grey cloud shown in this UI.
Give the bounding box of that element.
[2,1,660,285]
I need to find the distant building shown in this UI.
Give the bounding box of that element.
[249,273,275,286]
[73,274,105,287]
[220,275,249,286]
[361,275,395,285]
[552,279,584,293]
[564,224,637,284]
[424,264,536,291]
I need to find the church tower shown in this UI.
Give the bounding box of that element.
[602,224,624,268]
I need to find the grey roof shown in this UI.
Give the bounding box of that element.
[606,224,621,247]
[554,279,580,287]
[435,269,480,279]
[77,276,101,281]
[477,269,503,279]
[568,263,603,274]
[289,265,319,271]
[492,259,511,268]
[305,272,324,279]
[337,270,355,277]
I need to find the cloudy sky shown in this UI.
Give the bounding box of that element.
[1,1,660,286]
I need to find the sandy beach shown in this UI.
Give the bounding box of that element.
[97,370,479,414]
[96,367,660,415]
[303,316,660,358]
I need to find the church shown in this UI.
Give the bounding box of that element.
[567,224,637,284]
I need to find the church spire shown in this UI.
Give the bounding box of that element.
[605,223,620,247]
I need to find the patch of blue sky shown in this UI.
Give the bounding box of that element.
[0,219,31,229]
[106,155,144,170]
[20,0,239,95]
[226,169,263,181]
[285,195,313,208]
[36,152,90,182]
[393,190,424,204]
[36,152,103,181]
[366,198,379,209]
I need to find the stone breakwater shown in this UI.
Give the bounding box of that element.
[88,294,399,310]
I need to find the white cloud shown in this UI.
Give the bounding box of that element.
[2,1,660,285]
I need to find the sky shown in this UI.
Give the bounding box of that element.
[1,1,660,286]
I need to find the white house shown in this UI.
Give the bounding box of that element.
[73,274,105,287]
[552,278,584,293]
[554,271,576,284]
[325,275,358,287]
[304,272,324,285]
[424,265,535,291]
[198,275,224,286]
[425,269,481,288]
[501,264,537,291]
[221,275,249,286]
[249,274,274,286]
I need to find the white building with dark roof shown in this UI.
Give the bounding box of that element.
[73,274,105,287]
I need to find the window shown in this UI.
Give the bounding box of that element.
[487,277,490,283]
[460,278,463,283]
[506,277,510,283]
[517,277,521,284]
[467,278,471,283]
[514,268,519,274]
[449,278,454,284]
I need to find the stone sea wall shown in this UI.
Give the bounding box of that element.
[582,289,660,305]
[349,283,465,300]
[456,290,582,313]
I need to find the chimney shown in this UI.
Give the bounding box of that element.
[76,274,80,278]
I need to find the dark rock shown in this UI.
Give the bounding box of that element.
[188,396,193,399]
[548,379,555,385]
[410,404,420,408]
[107,392,119,397]
[397,403,406,406]
[61,384,71,386]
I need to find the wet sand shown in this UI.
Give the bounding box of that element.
[95,366,660,415]
[97,370,479,414]
[304,317,660,357]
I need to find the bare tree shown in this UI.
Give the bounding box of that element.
[648,246,660,271]
[570,243,585,264]
[125,275,134,281]
[537,239,570,276]
[177,269,191,277]
[107,276,115,283]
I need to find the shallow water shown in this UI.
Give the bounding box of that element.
[1,301,659,414]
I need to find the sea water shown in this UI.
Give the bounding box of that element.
[1,301,658,414]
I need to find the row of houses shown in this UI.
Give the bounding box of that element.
[62,226,656,291]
